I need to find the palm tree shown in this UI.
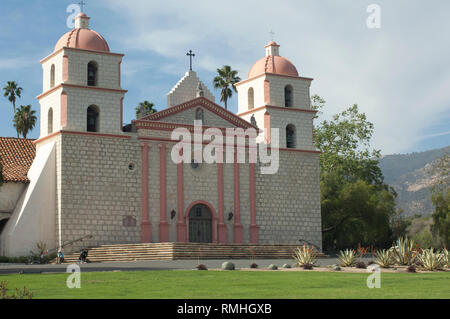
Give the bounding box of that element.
[3,81,23,137]
[13,105,37,139]
[135,100,157,119]
[213,66,241,110]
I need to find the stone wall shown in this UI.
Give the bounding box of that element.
[255,150,322,249]
[58,133,141,251]
[167,71,215,107]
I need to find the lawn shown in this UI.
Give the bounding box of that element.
[1,270,449,299]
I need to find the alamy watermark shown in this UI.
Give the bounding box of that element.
[366,264,381,288]
[170,121,280,174]
[367,4,381,29]
[66,264,81,289]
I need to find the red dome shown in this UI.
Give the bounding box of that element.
[248,55,299,78]
[54,28,110,53]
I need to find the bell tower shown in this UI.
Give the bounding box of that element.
[37,13,126,138]
[236,42,317,151]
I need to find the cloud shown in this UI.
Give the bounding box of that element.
[99,0,450,154]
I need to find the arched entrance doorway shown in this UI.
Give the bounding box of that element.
[188,204,212,243]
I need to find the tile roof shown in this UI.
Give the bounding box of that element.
[0,137,36,183]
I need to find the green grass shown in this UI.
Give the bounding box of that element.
[1,270,449,299]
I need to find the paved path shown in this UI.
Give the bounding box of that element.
[0,257,377,274]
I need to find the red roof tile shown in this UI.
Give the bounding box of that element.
[0,137,36,183]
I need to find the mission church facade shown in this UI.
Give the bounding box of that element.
[0,13,322,256]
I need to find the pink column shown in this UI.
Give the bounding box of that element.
[217,152,227,244]
[140,142,151,243]
[249,162,259,244]
[120,97,124,132]
[233,150,243,243]
[62,55,69,82]
[60,92,67,129]
[177,148,187,242]
[158,143,169,242]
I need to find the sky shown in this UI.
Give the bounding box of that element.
[0,0,449,155]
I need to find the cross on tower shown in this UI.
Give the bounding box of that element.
[78,0,86,12]
[186,50,195,71]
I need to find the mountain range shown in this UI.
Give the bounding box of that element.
[379,146,449,217]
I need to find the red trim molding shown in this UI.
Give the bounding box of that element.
[120,97,124,132]
[62,55,69,82]
[158,143,169,242]
[60,91,67,128]
[176,148,186,242]
[139,97,257,131]
[217,155,227,244]
[235,72,313,87]
[233,151,243,244]
[237,105,317,117]
[37,83,127,100]
[40,46,124,64]
[140,142,151,243]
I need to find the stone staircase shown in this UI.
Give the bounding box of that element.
[60,242,327,263]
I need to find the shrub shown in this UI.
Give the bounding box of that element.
[355,261,367,269]
[250,263,258,269]
[221,262,235,270]
[0,281,33,299]
[417,248,445,271]
[293,244,317,266]
[196,264,208,271]
[407,265,416,273]
[390,236,419,266]
[302,263,313,270]
[282,264,291,269]
[375,249,394,268]
[367,260,376,265]
[267,264,278,270]
[338,249,356,267]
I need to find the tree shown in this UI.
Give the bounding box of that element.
[313,102,383,185]
[429,152,449,248]
[13,105,37,139]
[213,65,241,110]
[135,101,156,119]
[3,81,23,137]
[313,96,398,250]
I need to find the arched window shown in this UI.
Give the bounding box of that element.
[87,105,99,132]
[195,108,204,122]
[248,87,254,110]
[50,64,55,88]
[87,61,98,86]
[48,108,53,134]
[286,124,296,148]
[284,85,293,107]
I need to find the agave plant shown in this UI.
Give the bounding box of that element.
[338,249,356,267]
[441,248,449,268]
[293,244,317,266]
[418,248,445,271]
[375,249,394,268]
[390,237,418,266]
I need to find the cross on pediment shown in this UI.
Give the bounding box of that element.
[186,50,195,71]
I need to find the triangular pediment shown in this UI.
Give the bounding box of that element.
[136,97,257,130]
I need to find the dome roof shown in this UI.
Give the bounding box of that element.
[54,28,110,52]
[248,42,298,78]
[248,55,298,78]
